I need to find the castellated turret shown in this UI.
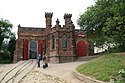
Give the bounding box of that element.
[45,12,53,34]
[64,13,72,19]
[45,12,53,18]
[45,12,53,27]
[64,13,72,26]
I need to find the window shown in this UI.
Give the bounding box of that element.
[52,35,55,49]
[62,34,67,48]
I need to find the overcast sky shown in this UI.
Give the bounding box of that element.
[0,0,95,35]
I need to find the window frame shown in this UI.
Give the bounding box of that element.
[62,34,67,48]
[52,35,55,49]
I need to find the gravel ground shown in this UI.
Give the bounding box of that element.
[20,69,68,83]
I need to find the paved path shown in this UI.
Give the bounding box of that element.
[20,61,87,83]
[0,60,87,83]
[0,60,37,83]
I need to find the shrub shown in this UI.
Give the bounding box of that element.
[114,69,125,83]
[0,51,12,63]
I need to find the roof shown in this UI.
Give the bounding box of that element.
[18,26,45,32]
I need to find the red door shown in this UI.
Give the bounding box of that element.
[77,41,86,57]
[24,39,29,60]
[38,40,42,55]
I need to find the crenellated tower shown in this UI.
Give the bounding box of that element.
[64,13,72,25]
[44,12,53,56]
[45,12,53,34]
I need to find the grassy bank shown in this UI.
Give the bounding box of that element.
[76,53,125,82]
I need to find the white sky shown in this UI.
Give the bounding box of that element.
[0,0,95,36]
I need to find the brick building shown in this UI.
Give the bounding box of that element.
[13,12,93,63]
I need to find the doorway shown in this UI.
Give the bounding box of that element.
[29,41,37,59]
[77,41,87,57]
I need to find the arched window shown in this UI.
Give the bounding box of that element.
[52,35,55,49]
[62,34,67,48]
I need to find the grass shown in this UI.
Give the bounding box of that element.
[76,53,125,82]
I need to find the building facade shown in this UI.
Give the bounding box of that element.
[13,12,93,63]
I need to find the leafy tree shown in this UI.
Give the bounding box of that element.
[7,33,16,61]
[77,0,125,52]
[1,41,10,60]
[0,18,13,51]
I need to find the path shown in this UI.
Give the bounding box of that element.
[20,61,87,83]
[0,60,87,83]
[0,60,37,83]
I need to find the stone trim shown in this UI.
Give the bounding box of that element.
[49,55,76,57]
[73,70,105,83]
[48,55,77,63]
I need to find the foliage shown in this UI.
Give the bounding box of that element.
[0,18,15,63]
[0,33,16,63]
[0,41,12,63]
[0,18,13,51]
[0,51,10,60]
[7,33,16,61]
[77,0,125,51]
[118,69,125,78]
[76,53,125,82]
[114,69,125,83]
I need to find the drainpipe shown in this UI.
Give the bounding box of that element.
[58,32,60,63]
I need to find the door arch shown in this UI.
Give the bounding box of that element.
[77,41,87,57]
[29,41,37,59]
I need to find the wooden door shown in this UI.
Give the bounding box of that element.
[24,39,29,60]
[77,41,86,57]
[38,40,42,55]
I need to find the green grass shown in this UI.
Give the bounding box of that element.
[76,53,125,82]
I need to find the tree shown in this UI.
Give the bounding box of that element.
[0,18,13,51]
[7,33,16,61]
[77,0,125,52]
[1,41,10,60]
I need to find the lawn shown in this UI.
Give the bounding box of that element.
[76,53,125,82]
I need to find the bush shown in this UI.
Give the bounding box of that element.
[0,51,12,63]
[114,69,125,83]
